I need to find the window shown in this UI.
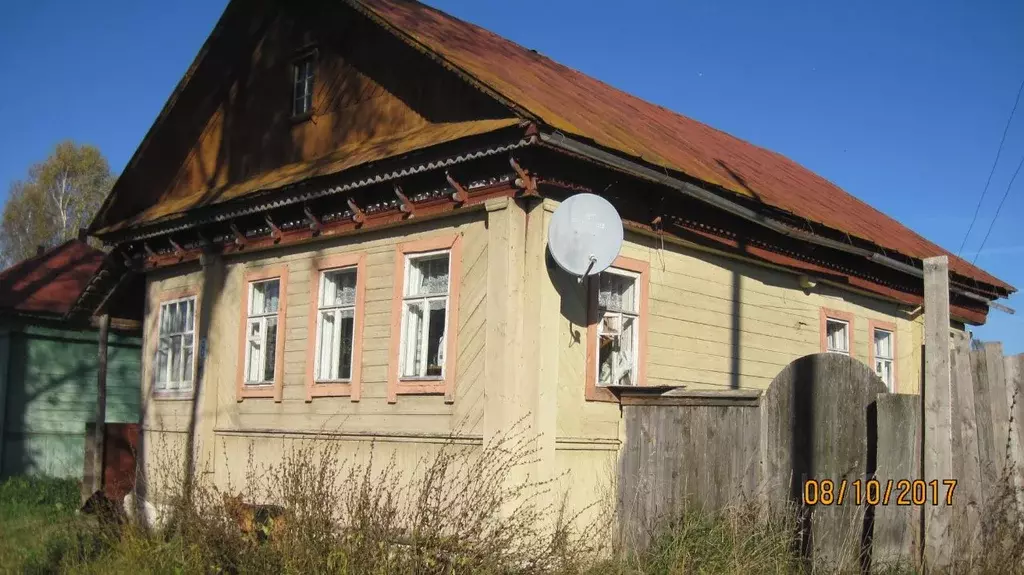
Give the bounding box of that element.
[387,235,462,404]
[873,327,895,390]
[292,55,315,117]
[244,279,280,386]
[155,296,196,392]
[314,268,357,382]
[399,251,450,379]
[585,256,649,402]
[596,269,640,386]
[825,319,850,355]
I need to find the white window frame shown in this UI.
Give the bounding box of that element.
[314,266,358,383]
[873,328,895,390]
[398,249,451,380]
[292,55,315,117]
[595,267,641,387]
[155,296,197,392]
[825,318,850,355]
[244,278,280,386]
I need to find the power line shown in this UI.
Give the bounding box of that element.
[972,151,1024,264]
[957,76,1024,258]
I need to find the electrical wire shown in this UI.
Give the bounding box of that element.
[957,76,1024,258]
[971,151,1024,264]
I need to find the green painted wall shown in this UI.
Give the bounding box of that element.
[0,321,141,479]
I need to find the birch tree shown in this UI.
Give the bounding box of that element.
[0,141,114,267]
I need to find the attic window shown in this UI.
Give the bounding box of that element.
[292,54,315,117]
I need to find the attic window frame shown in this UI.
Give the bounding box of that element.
[290,47,319,121]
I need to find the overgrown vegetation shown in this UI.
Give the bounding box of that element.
[6,439,1024,573]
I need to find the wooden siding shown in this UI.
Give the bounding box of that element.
[104,0,511,231]
[624,233,923,393]
[141,212,489,486]
[1,323,141,479]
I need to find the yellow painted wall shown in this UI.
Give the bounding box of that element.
[140,211,490,499]
[138,197,924,523]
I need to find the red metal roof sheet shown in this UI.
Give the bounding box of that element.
[356,0,1014,294]
[0,240,105,316]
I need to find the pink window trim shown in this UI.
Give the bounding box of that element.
[585,255,650,403]
[236,265,289,402]
[304,253,367,402]
[819,307,856,357]
[386,233,463,404]
[867,319,899,392]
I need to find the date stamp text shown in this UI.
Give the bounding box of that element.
[802,479,956,506]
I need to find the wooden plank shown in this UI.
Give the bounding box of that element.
[874,393,921,568]
[760,353,887,570]
[1006,353,1024,514]
[922,255,952,569]
[950,331,982,552]
[983,342,1010,474]
[972,347,997,496]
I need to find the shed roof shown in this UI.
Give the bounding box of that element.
[0,240,106,317]
[354,0,1013,294]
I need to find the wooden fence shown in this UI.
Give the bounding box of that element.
[617,343,1024,570]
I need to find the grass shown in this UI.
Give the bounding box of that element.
[4,438,1024,574]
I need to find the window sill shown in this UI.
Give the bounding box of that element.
[153,390,195,401]
[307,381,357,402]
[237,383,279,402]
[290,111,313,124]
[392,379,448,403]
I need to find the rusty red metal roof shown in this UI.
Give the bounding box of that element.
[355,0,1014,295]
[0,240,105,317]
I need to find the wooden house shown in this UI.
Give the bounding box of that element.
[0,239,142,479]
[77,0,1014,515]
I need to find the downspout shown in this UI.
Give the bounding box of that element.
[538,131,1015,315]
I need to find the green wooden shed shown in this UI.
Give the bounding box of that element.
[0,240,142,479]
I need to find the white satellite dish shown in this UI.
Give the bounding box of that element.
[548,193,623,283]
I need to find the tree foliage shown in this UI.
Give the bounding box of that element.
[0,141,115,267]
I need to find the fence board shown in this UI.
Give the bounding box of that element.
[874,393,921,568]
[1006,354,1024,514]
[761,353,887,570]
[950,332,982,552]
[617,395,760,552]
[972,348,998,497]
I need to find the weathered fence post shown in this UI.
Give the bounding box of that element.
[922,256,952,569]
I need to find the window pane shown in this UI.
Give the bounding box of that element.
[826,320,848,353]
[252,280,280,315]
[317,311,335,380]
[599,273,636,313]
[159,305,169,336]
[264,316,278,382]
[598,333,618,386]
[185,299,195,332]
[402,301,424,377]
[322,269,356,307]
[156,338,170,387]
[408,255,449,297]
[874,330,892,359]
[182,334,194,384]
[169,335,182,385]
[426,299,447,377]
[338,312,354,380]
[618,316,636,385]
[246,320,262,382]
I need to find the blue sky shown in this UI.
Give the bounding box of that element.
[0,0,1021,352]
